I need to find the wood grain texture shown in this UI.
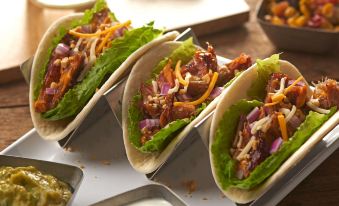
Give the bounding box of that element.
[0,81,29,107]
[0,0,74,70]
[0,0,338,205]
[0,106,33,151]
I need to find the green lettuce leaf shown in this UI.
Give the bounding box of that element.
[224,71,243,89]
[42,25,162,120]
[212,100,336,190]
[34,0,109,99]
[247,54,280,100]
[211,99,263,190]
[139,119,191,152]
[128,94,144,148]
[151,37,196,80]
[127,38,196,152]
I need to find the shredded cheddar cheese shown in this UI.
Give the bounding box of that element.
[271,93,286,103]
[277,113,288,141]
[175,60,189,86]
[264,101,280,107]
[69,20,131,38]
[174,72,219,106]
[284,76,304,95]
[96,30,113,54]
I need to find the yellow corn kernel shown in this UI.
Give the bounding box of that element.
[320,19,334,30]
[284,6,297,18]
[271,1,289,17]
[299,0,310,18]
[272,16,285,25]
[321,3,333,18]
[287,16,298,27]
[295,15,308,27]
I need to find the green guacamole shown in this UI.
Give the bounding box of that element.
[0,166,72,206]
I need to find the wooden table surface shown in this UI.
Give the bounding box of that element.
[0,0,338,205]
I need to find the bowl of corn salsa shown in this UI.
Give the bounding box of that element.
[256,0,339,53]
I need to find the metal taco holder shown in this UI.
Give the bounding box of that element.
[20,28,339,206]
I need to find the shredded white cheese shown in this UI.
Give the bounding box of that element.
[152,80,158,94]
[73,38,83,52]
[236,131,243,148]
[279,108,290,116]
[236,136,256,161]
[275,77,286,94]
[89,38,99,63]
[285,105,296,122]
[168,79,180,94]
[309,98,320,106]
[182,72,191,94]
[251,116,270,135]
[306,101,330,114]
[261,116,272,133]
[77,37,98,82]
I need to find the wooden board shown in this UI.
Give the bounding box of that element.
[0,0,249,74]
[108,0,249,35]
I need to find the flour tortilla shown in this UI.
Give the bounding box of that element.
[122,41,233,174]
[30,13,179,141]
[209,60,339,203]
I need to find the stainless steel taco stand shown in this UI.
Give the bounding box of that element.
[16,28,339,206]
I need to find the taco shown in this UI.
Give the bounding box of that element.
[209,54,339,203]
[122,38,253,173]
[30,0,178,140]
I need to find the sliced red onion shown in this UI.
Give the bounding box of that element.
[270,137,283,154]
[287,79,305,87]
[263,106,270,116]
[288,115,302,129]
[55,43,70,56]
[160,83,171,96]
[246,124,251,134]
[208,87,223,100]
[246,107,260,123]
[176,93,193,102]
[114,26,127,37]
[81,24,93,33]
[45,87,57,95]
[139,119,160,129]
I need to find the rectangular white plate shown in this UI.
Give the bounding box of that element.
[1,111,236,206]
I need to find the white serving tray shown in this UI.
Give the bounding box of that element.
[11,29,339,206]
[1,111,236,206]
[2,109,339,206]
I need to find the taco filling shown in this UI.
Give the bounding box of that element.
[231,74,338,180]
[34,9,130,113]
[211,54,338,191]
[130,40,252,151]
[32,0,162,121]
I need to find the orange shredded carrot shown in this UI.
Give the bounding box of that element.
[69,20,131,38]
[174,72,219,106]
[175,60,189,86]
[277,113,288,141]
[284,76,304,95]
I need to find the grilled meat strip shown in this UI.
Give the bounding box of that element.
[231,73,338,179]
[138,45,252,145]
